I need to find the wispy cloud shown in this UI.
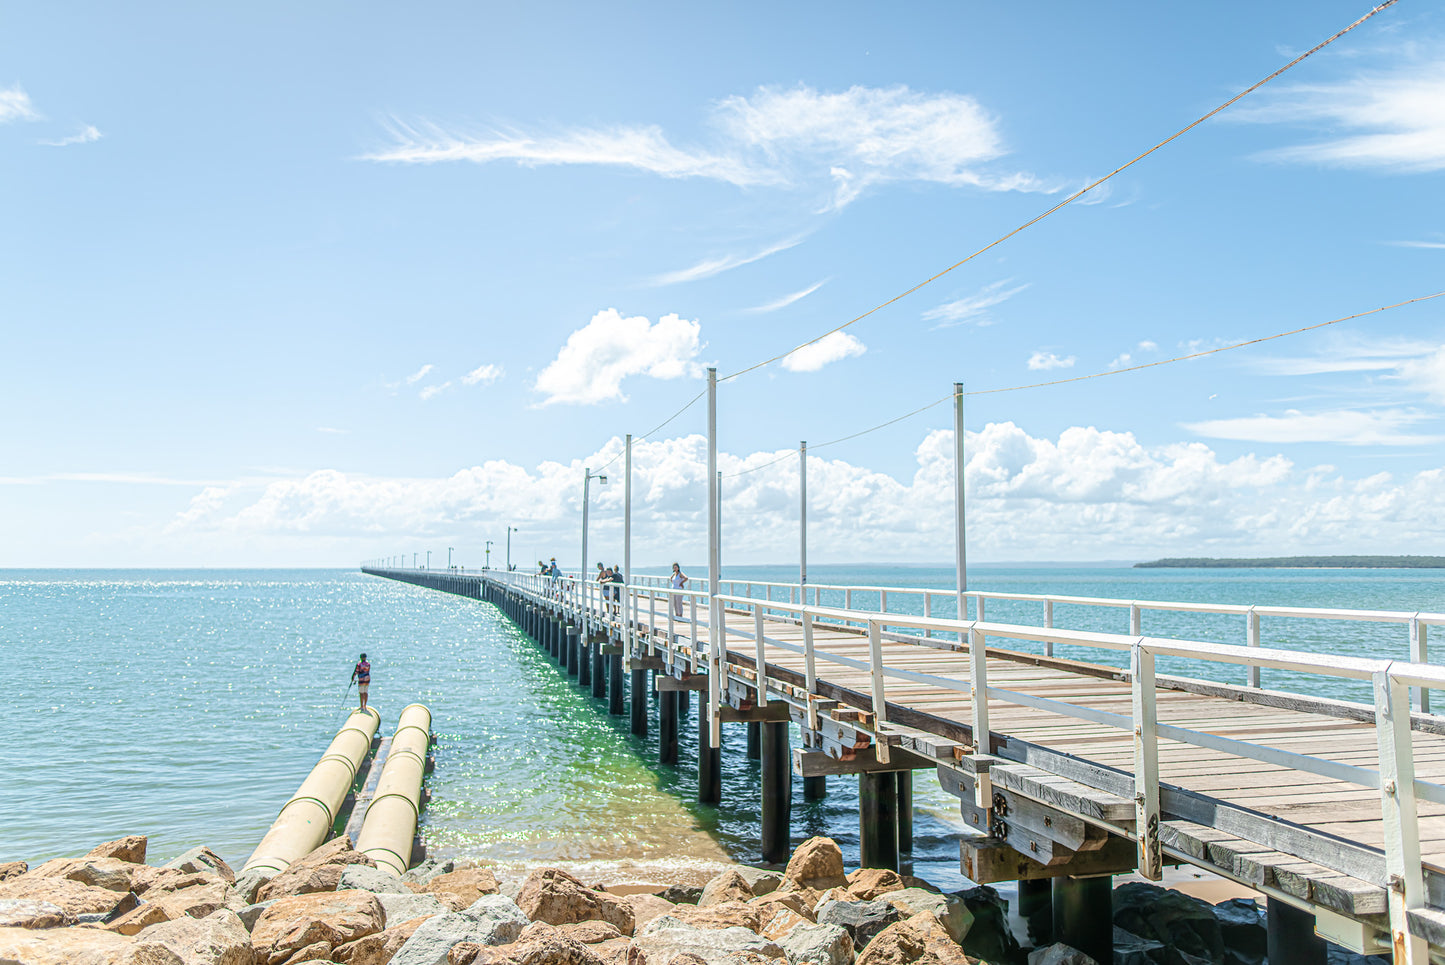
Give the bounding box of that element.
[419,381,453,401]
[368,84,1051,209]
[0,471,221,486]
[41,124,101,147]
[1185,408,1441,446]
[649,235,804,286]
[744,279,828,314]
[404,364,433,385]
[1109,340,1160,369]
[317,427,348,435]
[781,331,866,372]
[1386,240,1445,249]
[922,280,1029,328]
[1027,350,1075,371]
[461,363,503,386]
[0,85,39,123]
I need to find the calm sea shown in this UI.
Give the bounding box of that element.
[2,565,1442,891]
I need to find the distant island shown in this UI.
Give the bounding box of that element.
[1136,556,1445,569]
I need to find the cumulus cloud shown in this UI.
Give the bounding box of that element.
[922,280,1029,328]
[534,309,704,405]
[649,236,804,286]
[41,124,101,147]
[745,279,828,314]
[1109,340,1160,369]
[368,84,1048,209]
[1184,408,1441,446]
[462,363,503,386]
[0,85,38,123]
[781,331,866,372]
[1027,351,1075,371]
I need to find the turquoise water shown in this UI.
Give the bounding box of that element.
[2,565,1442,891]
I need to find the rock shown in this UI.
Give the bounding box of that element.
[0,875,137,918]
[735,869,782,897]
[238,901,276,931]
[670,901,765,933]
[815,898,900,949]
[559,921,622,944]
[0,862,27,882]
[107,881,242,933]
[133,908,256,965]
[1030,943,1099,965]
[455,930,605,964]
[76,891,141,925]
[23,856,141,893]
[402,859,456,889]
[660,884,704,905]
[389,896,528,965]
[759,908,811,941]
[855,911,970,965]
[107,903,178,936]
[590,937,633,965]
[514,869,634,936]
[425,869,500,909]
[845,869,905,902]
[778,922,852,965]
[333,914,431,965]
[0,899,72,929]
[377,893,452,926]
[251,890,387,965]
[163,847,236,885]
[883,890,973,945]
[633,915,786,964]
[751,892,815,922]
[1112,883,1223,965]
[623,893,676,932]
[952,886,1019,965]
[700,871,756,908]
[340,866,410,895]
[285,941,334,963]
[1213,898,1265,965]
[782,839,846,892]
[132,869,225,898]
[0,923,184,964]
[1112,926,1166,965]
[898,878,940,895]
[233,869,272,905]
[89,837,149,865]
[258,839,377,903]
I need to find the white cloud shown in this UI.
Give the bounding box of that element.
[1138,340,1158,352]
[317,427,347,435]
[1386,240,1445,249]
[462,363,503,386]
[780,331,866,372]
[534,309,704,405]
[1247,62,1445,171]
[649,236,803,286]
[1184,408,1441,446]
[0,85,38,123]
[1109,340,1159,368]
[745,280,828,314]
[922,280,1029,328]
[419,381,453,400]
[369,84,1049,209]
[41,124,101,147]
[1027,351,1075,371]
[404,364,433,385]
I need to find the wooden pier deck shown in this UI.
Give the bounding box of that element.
[363,565,1445,961]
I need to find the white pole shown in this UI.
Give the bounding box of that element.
[954,382,968,632]
[799,440,808,594]
[707,368,721,748]
[581,470,591,645]
[624,434,633,657]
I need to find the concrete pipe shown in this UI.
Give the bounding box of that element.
[356,703,432,877]
[242,706,381,875]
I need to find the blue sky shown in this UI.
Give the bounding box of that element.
[3,2,1444,568]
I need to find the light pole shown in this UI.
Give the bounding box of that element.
[581,467,607,645]
[448,547,454,570]
[426,550,431,570]
[485,540,493,570]
[507,526,519,571]
[413,552,417,569]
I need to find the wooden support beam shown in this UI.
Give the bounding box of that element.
[961,832,1138,884]
[793,747,934,778]
[721,702,792,723]
[655,673,707,692]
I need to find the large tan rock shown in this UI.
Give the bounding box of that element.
[424,869,499,909]
[668,900,764,934]
[882,890,973,945]
[698,870,754,908]
[514,869,634,936]
[105,881,239,935]
[759,907,811,941]
[0,862,28,882]
[782,838,846,891]
[451,929,604,964]
[331,915,429,965]
[621,893,675,932]
[846,869,905,901]
[163,848,236,886]
[632,915,785,964]
[589,937,633,965]
[0,924,182,964]
[854,911,971,965]
[748,892,814,922]
[132,869,227,898]
[251,890,386,965]
[257,839,376,903]
[0,875,136,918]
[0,899,73,929]
[22,857,142,894]
[133,909,256,965]
[88,837,149,865]
[558,920,621,944]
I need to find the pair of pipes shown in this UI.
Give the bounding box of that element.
[356,703,432,876]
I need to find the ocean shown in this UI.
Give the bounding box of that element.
[3,564,1442,892]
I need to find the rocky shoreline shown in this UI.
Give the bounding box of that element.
[0,834,1391,965]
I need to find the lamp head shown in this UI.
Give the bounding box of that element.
[599,475,608,484]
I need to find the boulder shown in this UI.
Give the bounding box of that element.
[1030,944,1099,965]
[1213,898,1266,965]
[0,862,27,882]
[238,901,276,932]
[778,922,852,965]
[22,856,141,893]
[750,892,814,922]
[377,893,452,926]
[163,847,236,885]
[232,869,272,905]
[660,884,705,905]
[590,937,633,965]
[952,886,1019,965]
[622,893,676,932]
[759,907,811,941]
[735,869,782,897]
[855,911,970,965]
[883,889,973,945]
[0,899,72,929]
[451,930,604,964]
[1112,926,1166,965]
[333,914,431,965]
[559,921,623,944]
[0,875,137,919]
[815,898,901,949]
[402,859,455,889]
[132,869,225,898]
[89,837,149,865]
[1112,883,1223,965]
[632,915,786,964]
[0,923,184,964]
[670,901,765,933]
[257,839,377,903]
[132,908,256,965]
[845,869,905,902]
[424,869,500,909]
[782,839,846,892]
[389,896,528,965]
[251,889,387,965]
[108,880,243,933]
[700,871,756,908]
[514,869,634,935]
[340,866,410,895]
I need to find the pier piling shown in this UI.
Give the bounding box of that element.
[804,776,827,799]
[1053,875,1113,965]
[591,638,606,699]
[698,710,721,804]
[630,666,648,737]
[1266,900,1325,965]
[609,651,624,716]
[746,720,761,760]
[858,771,899,871]
[760,720,792,863]
[577,628,591,686]
[659,689,678,764]
[897,771,913,853]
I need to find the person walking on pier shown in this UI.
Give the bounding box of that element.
[669,562,688,618]
[351,653,371,711]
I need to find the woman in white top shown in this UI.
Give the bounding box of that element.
[669,562,688,618]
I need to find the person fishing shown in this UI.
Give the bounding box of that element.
[350,652,371,711]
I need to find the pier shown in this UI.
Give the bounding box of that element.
[364,562,1445,964]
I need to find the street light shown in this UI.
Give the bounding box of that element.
[448,547,454,570]
[485,540,493,570]
[413,552,417,569]
[581,467,608,644]
[426,550,431,570]
[507,526,520,571]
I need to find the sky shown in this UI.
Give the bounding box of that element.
[3,1,1444,569]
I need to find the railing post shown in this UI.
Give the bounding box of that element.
[846,588,853,609]
[1411,616,1429,713]
[1130,603,1141,637]
[753,607,767,703]
[1131,639,1162,881]
[868,619,889,764]
[924,592,932,639]
[1375,667,1427,964]
[689,595,699,674]
[1044,599,1054,657]
[968,626,989,755]
[1247,608,1261,689]
[803,610,818,730]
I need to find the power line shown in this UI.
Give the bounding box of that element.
[716,1,1398,386]
[594,387,709,474]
